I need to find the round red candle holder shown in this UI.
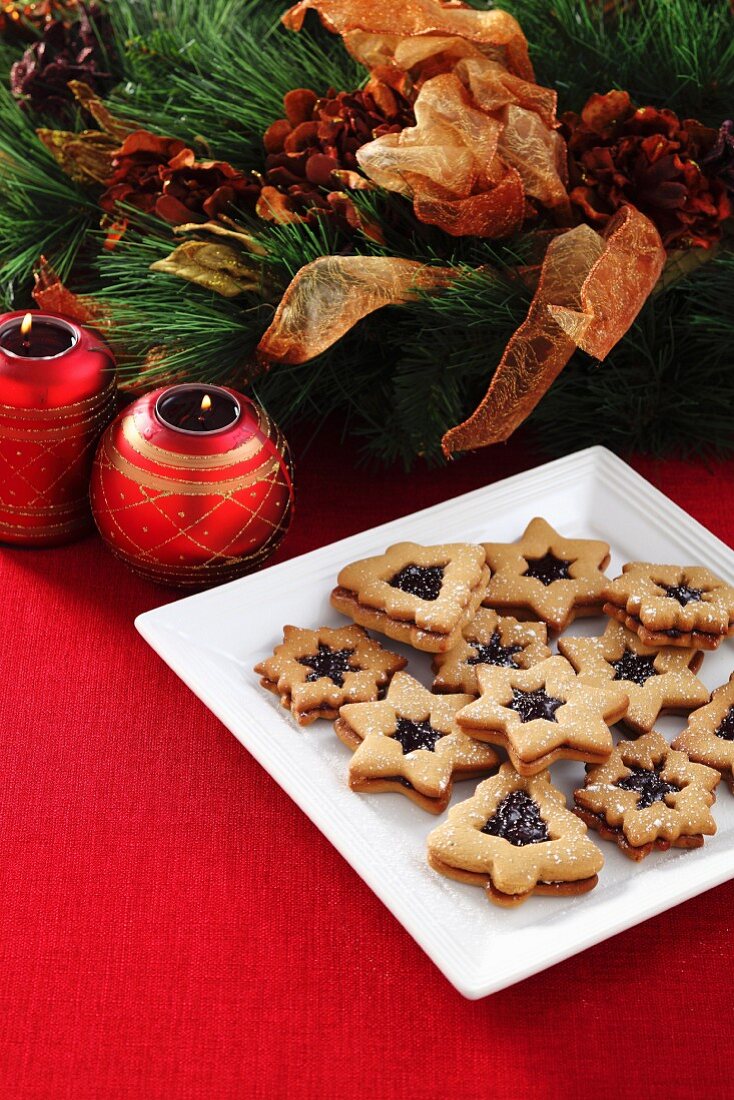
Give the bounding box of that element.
[0,309,117,546]
[90,384,294,587]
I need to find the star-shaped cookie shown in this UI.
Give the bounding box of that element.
[482,517,610,632]
[558,620,709,734]
[455,655,628,775]
[427,764,604,907]
[335,672,498,813]
[672,674,734,793]
[432,607,551,696]
[603,562,734,650]
[255,624,407,725]
[331,541,490,653]
[573,730,720,861]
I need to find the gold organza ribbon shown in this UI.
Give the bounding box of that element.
[441,206,665,454]
[258,256,451,364]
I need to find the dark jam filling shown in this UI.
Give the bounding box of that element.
[615,765,681,809]
[609,649,658,686]
[522,552,573,586]
[659,582,704,606]
[297,644,359,687]
[392,716,443,754]
[388,563,445,601]
[715,705,734,741]
[383,776,414,790]
[509,687,564,723]
[481,789,550,846]
[467,631,523,668]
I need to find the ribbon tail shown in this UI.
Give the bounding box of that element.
[441,206,665,456]
[257,255,451,366]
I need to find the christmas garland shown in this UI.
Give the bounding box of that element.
[0,0,732,464]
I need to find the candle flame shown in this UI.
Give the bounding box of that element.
[200,394,212,413]
[20,312,32,337]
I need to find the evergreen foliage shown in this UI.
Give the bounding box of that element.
[0,0,731,465]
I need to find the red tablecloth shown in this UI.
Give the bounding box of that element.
[3,427,733,1099]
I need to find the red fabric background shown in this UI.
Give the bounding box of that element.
[2,426,733,1100]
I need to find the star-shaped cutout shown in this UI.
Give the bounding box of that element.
[673,673,734,793]
[255,624,406,725]
[603,562,734,649]
[574,730,720,860]
[335,672,498,813]
[427,764,604,906]
[456,655,628,775]
[432,607,550,696]
[558,620,708,734]
[482,517,610,632]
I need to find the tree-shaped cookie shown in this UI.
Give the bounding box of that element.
[432,607,550,696]
[255,624,407,725]
[336,672,498,813]
[573,730,720,861]
[672,674,734,793]
[603,562,734,650]
[455,655,628,775]
[482,517,610,632]
[427,764,604,907]
[558,620,709,734]
[331,541,490,653]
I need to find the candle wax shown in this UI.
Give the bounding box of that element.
[0,320,76,358]
[156,387,239,433]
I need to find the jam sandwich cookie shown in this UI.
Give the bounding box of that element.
[432,607,550,696]
[573,730,720,861]
[335,672,498,814]
[558,620,708,735]
[603,563,734,650]
[482,517,611,633]
[672,674,734,794]
[330,541,490,653]
[427,764,604,907]
[455,655,628,776]
[254,624,407,726]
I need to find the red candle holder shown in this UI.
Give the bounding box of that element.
[0,310,117,546]
[90,385,294,587]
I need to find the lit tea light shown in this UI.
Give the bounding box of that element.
[0,310,78,359]
[155,384,240,434]
[0,308,117,546]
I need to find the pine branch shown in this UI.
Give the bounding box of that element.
[0,85,100,302]
[502,0,733,121]
[92,226,267,388]
[106,0,364,166]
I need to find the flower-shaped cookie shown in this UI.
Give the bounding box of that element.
[432,607,550,696]
[482,517,610,632]
[331,541,490,652]
[672,674,734,793]
[456,655,628,775]
[336,672,498,813]
[427,764,604,907]
[558,620,708,734]
[603,562,734,650]
[573,730,720,861]
[255,624,407,725]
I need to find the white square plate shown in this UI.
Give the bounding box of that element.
[135,446,734,999]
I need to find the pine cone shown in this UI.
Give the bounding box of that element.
[563,90,731,249]
[256,81,415,235]
[99,131,259,227]
[0,2,80,43]
[703,120,734,201]
[10,3,113,119]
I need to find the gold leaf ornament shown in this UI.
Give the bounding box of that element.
[149,240,262,297]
